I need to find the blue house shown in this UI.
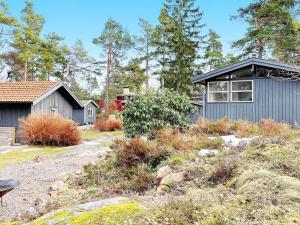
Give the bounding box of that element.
[192,58,300,126]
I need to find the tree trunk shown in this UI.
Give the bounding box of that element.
[24,59,28,81]
[145,44,149,89]
[255,17,265,58]
[104,45,112,119]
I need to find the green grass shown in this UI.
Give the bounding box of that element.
[0,146,68,169]
[80,130,123,140]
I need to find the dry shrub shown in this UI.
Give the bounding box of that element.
[156,127,189,151]
[19,113,80,146]
[94,118,122,132]
[208,160,235,184]
[258,119,289,136]
[189,117,210,135]
[190,117,230,136]
[114,137,170,169]
[231,120,259,137]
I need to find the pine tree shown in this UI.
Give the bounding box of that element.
[135,18,155,89]
[123,58,147,92]
[93,18,133,118]
[155,0,205,95]
[12,0,45,81]
[231,0,299,59]
[203,29,224,71]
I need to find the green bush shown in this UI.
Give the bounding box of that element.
[122,89,196,138]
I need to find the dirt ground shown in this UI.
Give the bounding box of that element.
[0,134,118,222]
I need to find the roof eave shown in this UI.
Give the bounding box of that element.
[192,58,300,84]
[32,82,84,108]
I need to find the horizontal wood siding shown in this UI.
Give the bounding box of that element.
[0,103,31,129]
[205,78,300,126]
[32,91,73,119]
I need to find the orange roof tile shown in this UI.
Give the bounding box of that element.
[0,81,61,103]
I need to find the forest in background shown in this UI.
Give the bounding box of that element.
[0,0,298,101]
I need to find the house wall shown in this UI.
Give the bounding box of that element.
[73,109,84,125]
[32,90,73,119]
[0,103,31,129]
[203,78,300,126]
[84,103,97,124]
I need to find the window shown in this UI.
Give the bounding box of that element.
[231,67,253,78]
[208,81,229,102]
[51,107,58,113]
[215,74,230,80]
[231,80,253,102]
[88,108,94,117]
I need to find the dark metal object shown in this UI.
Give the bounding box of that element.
[0,179,20,206]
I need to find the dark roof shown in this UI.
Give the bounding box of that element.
[0,81,83,108]
[192,58,300,84]
[80,100,99,108]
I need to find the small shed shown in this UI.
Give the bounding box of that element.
[0,81,83,144]
[192,58,300,126]
[73,100,99,125]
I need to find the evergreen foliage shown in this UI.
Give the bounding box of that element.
[121,89,196,138]
[155,0,205,95]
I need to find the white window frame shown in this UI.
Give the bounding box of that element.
[230,80,254,103]
[87,108,94,118]
[207,81,229,103]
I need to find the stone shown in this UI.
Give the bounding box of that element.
[25,206,38,218]
[49,181,64,192]
[156,166,172,186]
[198,149,219,157]
[158,171,188,191]
[34,197,49,213]
[74,169,82,175]
[76,197,128,211]
[221,135,258,147]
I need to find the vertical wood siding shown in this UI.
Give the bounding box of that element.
[0,103,31,129]
[32,91,73,119]
[204,78,300,126]
[84,103,97,124]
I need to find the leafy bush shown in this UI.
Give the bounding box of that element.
[94,118,122,132]
[121,89,196,138]
[19,113,81,146]
[258,119,289,136]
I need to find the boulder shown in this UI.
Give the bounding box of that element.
[156,166,172,186]
[25,206,38,219]
[49,181,64,192]
[34,197,49,213]
[221,135,258,147]
[158,171,188,191]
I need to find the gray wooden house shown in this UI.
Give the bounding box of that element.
[73,100,99,125]
[0,81,83,144]
[192,58,300,126]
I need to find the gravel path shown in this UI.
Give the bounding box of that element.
[0,134,118,222]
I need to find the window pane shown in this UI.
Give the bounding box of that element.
[208,81,228,91]
[232,81,252,91]
[232,92,252,101]
[208,92,228,102]
[231,67,253,78]
[215,75,229,80]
